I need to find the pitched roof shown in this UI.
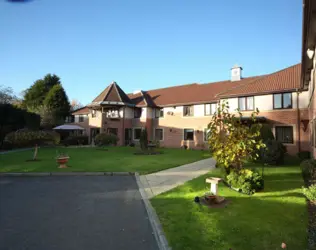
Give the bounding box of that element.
[92,82,132,104]
[217,64,301,98]
[72,106,89,115]
[127,64,301,107]
[128,77,260,107]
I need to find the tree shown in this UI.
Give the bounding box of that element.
[43,84,70,123]
[140,128,148,151]
[70,99,83,111]
[23,74,61,110]
[207,101,265,172]
[0,85,17,104]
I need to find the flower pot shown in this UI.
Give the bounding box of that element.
[56,156,69,168]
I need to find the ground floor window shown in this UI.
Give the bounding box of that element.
[204,128,210,141]
[155,129,163,141]
[184,129,194,141]
[275,126,294,144]
[133,128,142,140]
[107,128,118,135]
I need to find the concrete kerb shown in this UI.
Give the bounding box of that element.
[135,172,171,250]
[0,172,135,177]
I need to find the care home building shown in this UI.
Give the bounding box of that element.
[71,63,309,155]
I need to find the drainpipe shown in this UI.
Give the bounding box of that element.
[122,106,125,146]
[297,89,301,153]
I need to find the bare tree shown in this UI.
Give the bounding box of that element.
[0,85,18,104]
[70,99,83,111]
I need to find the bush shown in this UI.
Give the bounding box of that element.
[4,130,59,148]
[94,133,118,146]
[261,139,286,165]
[62,135,89,146]
[302,184,316,202]
[300,159,316,180]
[297,151,311,161]
[226,169,264,195]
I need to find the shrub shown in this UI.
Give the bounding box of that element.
[297,151,311,161]
[261,139,286,165]
[94,133,118,146]
[302,184,316,202]
[300,159,316,180]
[4,130,59,148]
[62,135,89,146]
[129,142,135,147]
[226,169,264,195]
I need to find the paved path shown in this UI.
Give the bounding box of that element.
[0,176,158,250]
[139,158,216,199]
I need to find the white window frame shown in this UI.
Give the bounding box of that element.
[154,128,164,141]
[183,105,194,117]
[204,128,210,142]
[204,103,217,116]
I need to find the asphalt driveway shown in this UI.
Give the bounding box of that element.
[0,176,158,250]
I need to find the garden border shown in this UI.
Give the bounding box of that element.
[135,172,171,250]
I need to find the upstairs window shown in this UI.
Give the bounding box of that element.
[205,103,217,116]
[134,108,142,118]
[155,108,164,118]
[184,129,194,141]
[238,96,254,111]
[275,126,293,144]
[183,105,194,117]
[91,110,97,118]
[273,93,292,109]
[78,115,84,122]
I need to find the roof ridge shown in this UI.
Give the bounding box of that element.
[128,83,199,95]
[216,75,265,97]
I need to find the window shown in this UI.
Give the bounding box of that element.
[155,129,163,141]
[155,108,164,118]
[134,108,142,118]
[133,128,142,140]
[238,96,254,111]
[183,105,194,116]
[91,109,97,118]
[78,115,84,122]
[275,126,293,144]
[107,128,118,135]
[204,128,210,141]
[205,103,217,116]
[273,93,292,109]
[184,129,194,141]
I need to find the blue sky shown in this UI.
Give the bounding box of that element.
[0,0,302,105]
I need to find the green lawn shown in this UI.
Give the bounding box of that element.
[0,146,210,174]
[151,158,308,250]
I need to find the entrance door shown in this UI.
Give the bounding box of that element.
[90,128,100,144]
[125,128,132,145]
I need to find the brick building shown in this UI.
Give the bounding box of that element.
[71,63,309,155]
[301,0,316,158]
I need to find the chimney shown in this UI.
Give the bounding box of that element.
[231,64,243,81]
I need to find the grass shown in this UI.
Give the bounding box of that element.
[151,157,308,250]
[0,146,210,174]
